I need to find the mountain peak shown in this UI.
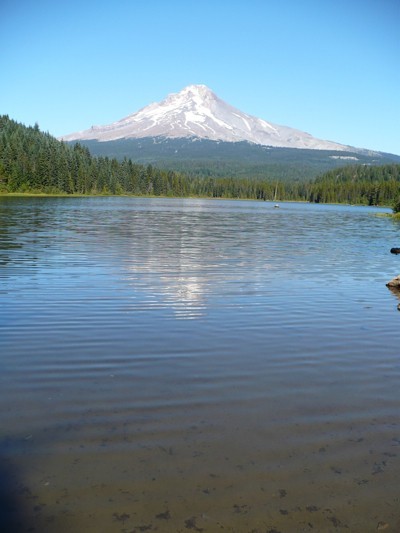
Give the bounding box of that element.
[60,85,352,151]
[161,84,217,108]
[180,84,214,95]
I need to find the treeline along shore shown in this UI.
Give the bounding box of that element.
[1,115,400,211]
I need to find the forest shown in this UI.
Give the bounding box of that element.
[79,136,400,182]
[1,115,399,211]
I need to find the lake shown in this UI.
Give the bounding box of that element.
[1,196,400,532]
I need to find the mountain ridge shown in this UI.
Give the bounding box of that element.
[60,84,358,152]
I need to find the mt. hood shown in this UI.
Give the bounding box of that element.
[61,84,352,151]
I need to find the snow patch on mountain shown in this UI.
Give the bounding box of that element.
[60,84,353,151]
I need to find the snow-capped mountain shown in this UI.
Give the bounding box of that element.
[60,85,351,151]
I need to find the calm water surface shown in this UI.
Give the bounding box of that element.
[1,196,400,532]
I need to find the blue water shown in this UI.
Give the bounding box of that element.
[1,196,400,532]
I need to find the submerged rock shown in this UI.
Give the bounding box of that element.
[376,521,389,530]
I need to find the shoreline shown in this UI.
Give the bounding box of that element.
[0,192,396,210]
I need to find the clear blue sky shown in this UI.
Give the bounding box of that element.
[1,0,399,154]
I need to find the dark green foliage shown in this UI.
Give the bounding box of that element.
[0,116,190,196]
[0,115,303,200]
[393,197,400,213]
[1,115,400,207]
[310,164,400,206]
[76,137,400,182]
